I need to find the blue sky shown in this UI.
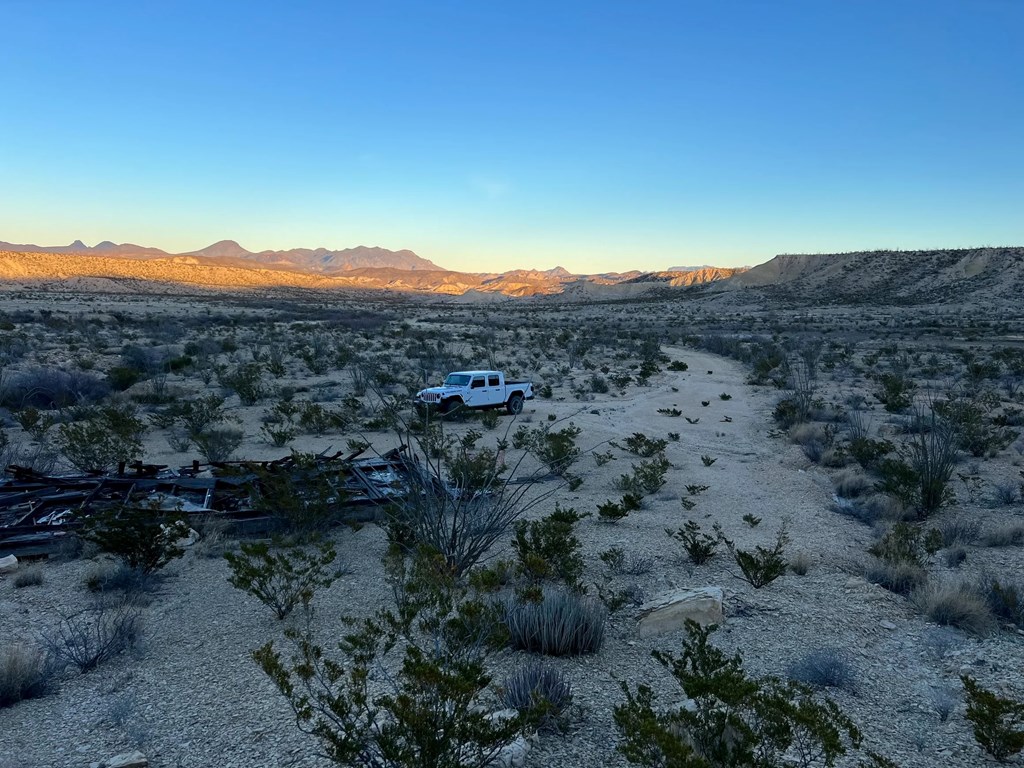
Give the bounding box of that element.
[1,1,1021,273]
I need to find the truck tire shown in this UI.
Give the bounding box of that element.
[506,393,524,415]
[441,398,460,416]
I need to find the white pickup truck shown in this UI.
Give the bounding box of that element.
[415,370,534,415]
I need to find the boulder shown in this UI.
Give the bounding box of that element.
[637,587,724,636]
[0,555,18,575]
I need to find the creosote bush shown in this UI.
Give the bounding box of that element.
[962,675,1024,762]
[78,502,190,576]
[728,525,788,588]
[225,538,340,619]
[615,621,865,768]
[253,546,529,768]
[512,504,587,590]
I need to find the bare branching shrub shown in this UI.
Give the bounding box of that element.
[787,648,858,693]
[387,419,561,577]
[43,597,142,673]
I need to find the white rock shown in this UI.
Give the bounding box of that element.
[104,751,148,768]
[0,554,18,574]
[637,587,724,636]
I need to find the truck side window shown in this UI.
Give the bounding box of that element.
[488,376,499,387]
[471,377,485,389]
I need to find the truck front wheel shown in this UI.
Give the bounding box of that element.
[506,394,524,415]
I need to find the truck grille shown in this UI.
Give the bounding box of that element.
[419,392,440,403]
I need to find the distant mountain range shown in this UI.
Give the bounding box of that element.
[0,239,439,273]
[0,238,746,297]
[0,239,1016,303]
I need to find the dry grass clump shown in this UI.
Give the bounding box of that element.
[0,644,55,707]
[13,567,43,588]
[913,581,996,637]
[833,469,872,499]
[864,558,928,595]
[980,521,1024,548]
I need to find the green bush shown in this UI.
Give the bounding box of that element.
[667,520,722,565]
[253,546,527,767]
[225,538,339,619]
[729,526,788,588]
[614,621,863,768]
[77,502,190,575]
[962,675,1024,762]
[512,504,587,590]
[57,403,146,472]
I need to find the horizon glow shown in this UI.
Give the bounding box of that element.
[1,1,1021,274]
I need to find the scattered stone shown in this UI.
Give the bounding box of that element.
[879,620,897,630]
[93,752,148,768]
[637,587,724,636]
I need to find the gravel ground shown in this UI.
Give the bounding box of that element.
[2,348,1022,767]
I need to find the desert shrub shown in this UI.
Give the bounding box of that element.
[0,643,55,708]
[935,394,1017,458]
[787,648,858,693]
[43,597,142,673]
[961,675,1024,762]
[789,552,812,575]
[219,362,265,405]
[597,499,630,522]
[869,522,936,567]
[512,422,582,477]
[667,360,688,372]
[253,546,528,768]
[225,538,340,619]
[848,437,894,470]
[0,367,108,409]
[614,621,863,768]
[503,589,607,656]
[980,521,1024,548]
[13,567,43,588]
[992,480,1021,506]
[512,504,587,590]
[84,561,158,594]
[616,454,671,495]
[938,517,981,547]
[622,432,668,457]
[242,452,346,538]
[501,662,573,733]
[448,446,506,496]
[863,558,928,595]
[728,526,788,588]
[913,581,995,637]
[667,520,722,565]
[386,427,560,576]
[78,502,189,575]
[875,372,915,412]
[880,405,958,520]
[192,425,244,462]
[600,547,652,575]
[56,402,146,472]
[833,470,872,499]
[980,576,1024,629]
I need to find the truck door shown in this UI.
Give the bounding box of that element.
[467,375,487,406]
[485,373,503,406]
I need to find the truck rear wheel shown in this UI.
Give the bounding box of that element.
[506,393,524,415]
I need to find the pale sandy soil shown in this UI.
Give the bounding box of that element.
[1,347,1020,768]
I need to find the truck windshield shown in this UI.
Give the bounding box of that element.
[444,374,471,386]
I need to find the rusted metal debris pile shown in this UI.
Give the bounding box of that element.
[0,447,435,558]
